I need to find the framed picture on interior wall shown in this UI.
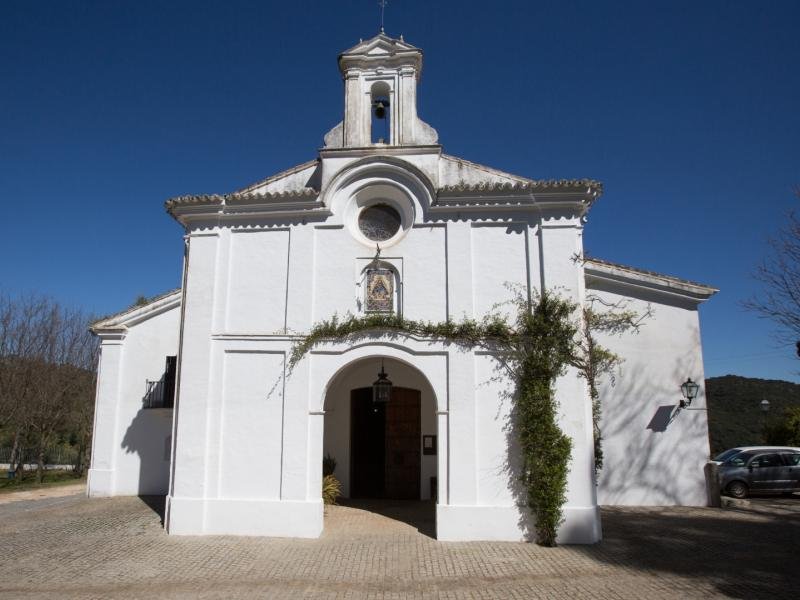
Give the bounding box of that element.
[422,434,436,455]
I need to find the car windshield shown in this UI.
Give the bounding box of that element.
[714,449,742,462]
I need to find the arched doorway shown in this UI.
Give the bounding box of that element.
[322,356,438,503]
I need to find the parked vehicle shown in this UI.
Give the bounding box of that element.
[713,447,800,499]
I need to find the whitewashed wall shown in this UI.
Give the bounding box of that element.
[589,284,711,506]
[226,229,289,333]
[88,301,180,496]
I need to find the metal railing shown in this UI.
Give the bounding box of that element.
[143,378,173,409]
[143,356,177,409]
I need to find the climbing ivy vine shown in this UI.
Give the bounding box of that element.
[289,291,645,546]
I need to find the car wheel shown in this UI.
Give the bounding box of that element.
[727,481,748,499]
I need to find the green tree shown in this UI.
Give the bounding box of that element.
[763,406,800,446]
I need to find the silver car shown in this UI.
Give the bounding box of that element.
[713,447,800,499]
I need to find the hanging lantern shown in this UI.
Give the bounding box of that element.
[372,359,392,404]
[679,377,699,408]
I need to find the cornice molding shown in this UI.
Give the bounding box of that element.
[338,33,423,76]
[94,328,127,343]
[584,257,718,303]
[319,144,441,159]
[166,190,326,225]
[432,184,600,217]
[91,289,182,334]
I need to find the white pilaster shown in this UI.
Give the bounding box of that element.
[87,332,125,497]
[307,410,325,502]
[343,70,366,147]
[446,221,474,319]
[436,411,449,505]
[446,348,477,504]
[285,225,315,333]
[168,233,219,504]
[281,353,308,500]
[539,215,600,541]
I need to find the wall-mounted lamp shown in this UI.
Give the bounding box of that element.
[372,359,392,404]
[680,377,699,408]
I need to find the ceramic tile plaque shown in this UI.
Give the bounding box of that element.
[366,268,393,312]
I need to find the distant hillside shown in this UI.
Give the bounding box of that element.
[705,375,800,455]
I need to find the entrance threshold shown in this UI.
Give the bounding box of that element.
[328,498,436,539]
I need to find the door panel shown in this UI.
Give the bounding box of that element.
[782,453,800,490]
[749,453,785,491]
[385,388,421,500]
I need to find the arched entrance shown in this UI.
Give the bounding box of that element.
[322,356,438,503]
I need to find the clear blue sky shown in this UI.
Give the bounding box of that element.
[2,1,799,382]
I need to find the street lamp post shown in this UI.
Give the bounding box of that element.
[760,398,770,443]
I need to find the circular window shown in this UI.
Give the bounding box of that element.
[358,204,402,242]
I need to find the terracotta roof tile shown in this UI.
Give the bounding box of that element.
[438,179,602,195]
[165,189,318,211]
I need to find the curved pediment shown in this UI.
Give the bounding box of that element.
[320,154,437,215]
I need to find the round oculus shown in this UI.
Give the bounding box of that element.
[358,204,402,242]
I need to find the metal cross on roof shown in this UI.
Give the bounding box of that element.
[378,0,388,33]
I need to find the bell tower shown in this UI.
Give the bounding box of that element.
[324,33,438,148]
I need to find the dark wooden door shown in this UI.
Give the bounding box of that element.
[385,387,421,499]
[350,386,421,500]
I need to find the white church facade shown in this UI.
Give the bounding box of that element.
[88,34,717,544]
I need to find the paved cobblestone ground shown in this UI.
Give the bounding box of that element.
[0,493,796,599]
[0,483,84,505]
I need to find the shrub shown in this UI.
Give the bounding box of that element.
[764,406,800,446]
[322,474,341,505]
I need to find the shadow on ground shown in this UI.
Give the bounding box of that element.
[584,495,800,600]
[139,495,166,526]
[337,498,436,538]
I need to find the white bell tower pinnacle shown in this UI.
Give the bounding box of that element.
[323,33,439,149]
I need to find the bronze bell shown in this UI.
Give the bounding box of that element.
[373,100,388,119]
